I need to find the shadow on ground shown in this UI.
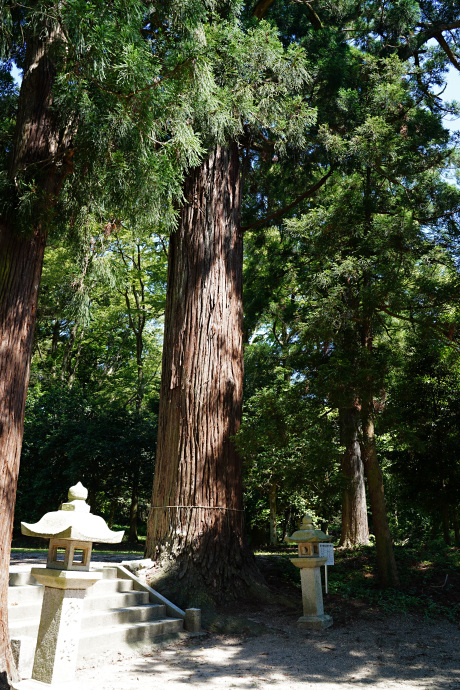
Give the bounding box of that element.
[77,607,460,689]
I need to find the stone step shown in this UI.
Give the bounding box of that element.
[10,599,166,633]
[81,589,149,612]
[8,602,42,625]
[9,589,150,624]
[89,577,134,595]
[8,585,43,607]
[77,617,184,660]
[9,620,39,640]
[10,565,120,582]
[8,576,137,610]
[81,604,167,630]
[8,565,188,678]
[98,566,118,579]
[9,572,38,587]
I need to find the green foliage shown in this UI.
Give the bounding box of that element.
[384,331,460,528]
[259,540,460,623]
[3,0,460,576]
[238,3,460,552]
[17,382,157,530]
[237,343,342,539]
[18,223,167,532]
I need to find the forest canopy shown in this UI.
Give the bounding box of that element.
[1,0,460,656]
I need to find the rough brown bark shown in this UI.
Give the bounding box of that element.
[145,145,261,601]
[0,19,71,688]
[361,397,399,588]
[0,223,48,689]
[359,173,398,588]
[339,407,369,547]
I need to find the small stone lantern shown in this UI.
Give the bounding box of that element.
[17,483,123,689]
[285,514,333,630]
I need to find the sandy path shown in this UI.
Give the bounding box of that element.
[11,552,459,688]
[76,611,459,689]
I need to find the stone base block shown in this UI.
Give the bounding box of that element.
[184,608,201,633]
[11,637,36,679]
[297,614,333,630]
[12,679,82,690]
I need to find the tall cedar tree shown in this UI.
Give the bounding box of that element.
[0,0,204,683]
[0,17,72,685]
[238,0,460,583]
[144,4,316,599]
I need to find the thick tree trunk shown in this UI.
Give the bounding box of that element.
[145,144,261,601]
[0,19,71,688]
[269,483,277,546]
[359,256,398,587]
[339,407,369,547]
[361,399,399,588]
[0,224,47,688]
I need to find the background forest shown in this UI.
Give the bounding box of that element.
[3,0,460,581]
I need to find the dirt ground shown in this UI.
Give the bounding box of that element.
[76,604,460,690]
[11,552,460,689]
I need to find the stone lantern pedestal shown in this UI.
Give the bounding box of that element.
[291,557,332,630]
[13,482,123,689]
[286,514,333,631]
[28,569,102,686]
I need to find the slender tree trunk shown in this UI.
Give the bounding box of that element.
[269,483,277,546]
[282,507,291,541]
[145,144,261,601]
[361,397,399,588]
[108,498,118,529]
[51,320,61,354]
[339,407,369,547]
[128,460,140,543]
[68,328,85,386]
[359,174,398,587]
[441,503,451,545]
[125,257,147,543]
[453,509,460,546]
[60,321,80,380]
[0,19,71,686]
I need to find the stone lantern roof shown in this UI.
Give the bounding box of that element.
[21,482,123,544]
[285,514,331,544]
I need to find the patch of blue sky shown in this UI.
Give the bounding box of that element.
[11,62,21,86]
[441,66,460,134]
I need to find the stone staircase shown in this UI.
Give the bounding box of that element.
[8,564,186,678]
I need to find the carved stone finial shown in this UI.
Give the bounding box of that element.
[68,482,88,502]
[60,482,90,513]
[301,514,314,529]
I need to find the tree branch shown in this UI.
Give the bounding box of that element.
[398,21,460,60]
[291,0,323,30]
[251,0,276,19]
[241,165,337,233]
[435,31,460,72]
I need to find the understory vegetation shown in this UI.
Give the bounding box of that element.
[257,541,460,624]
[3,0,460,614]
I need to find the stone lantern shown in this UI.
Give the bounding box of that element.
[16,483,123,689]
[285,514,333,630]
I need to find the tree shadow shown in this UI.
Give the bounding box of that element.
[122,614,459,689]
